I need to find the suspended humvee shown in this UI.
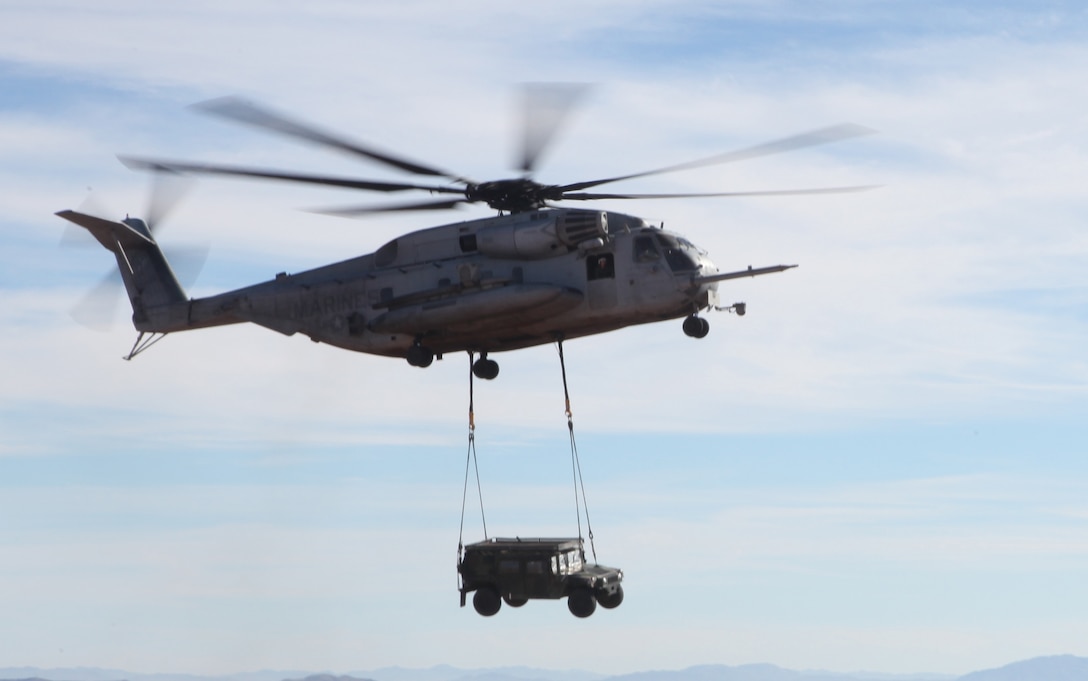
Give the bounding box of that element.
[458,537,623,618]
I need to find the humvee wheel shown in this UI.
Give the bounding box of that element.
[597,585,624,609]
[567,588,597,618]
[503,595,528,607]
[473,587,501,616]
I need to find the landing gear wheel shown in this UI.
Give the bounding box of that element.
[473,586,501,616]
[683,315,710,339]
[567,588,597,618]
[503,594,528,608]
[406,341,434,368]
[597,585,624,609]
[472,355,500,380]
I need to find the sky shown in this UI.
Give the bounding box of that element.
[2,0,1088,677]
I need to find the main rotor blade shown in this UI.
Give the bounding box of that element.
[558,123,877,193]
[193,96,471,182]
[312,198,468,217]
[561,184,882,201]
[119,156,466,195]
[518,83,591,174]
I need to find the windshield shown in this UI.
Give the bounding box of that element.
[552,549,585,575]
[655,233,698,272]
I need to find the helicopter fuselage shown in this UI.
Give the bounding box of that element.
[153,207,723,361]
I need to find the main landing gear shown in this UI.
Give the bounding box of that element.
[682,315,710,338]
[405,340,499,380]
[472,352,499,380]
[406,339,435,368]
[683,302,747,339]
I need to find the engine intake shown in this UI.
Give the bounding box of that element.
[476,210,608,259]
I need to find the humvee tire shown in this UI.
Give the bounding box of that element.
[598,585,624,609]
[473,586,501,616]
[503,595,528,607]
[567,588,596,618]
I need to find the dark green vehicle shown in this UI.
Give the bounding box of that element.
[458,537,624,618]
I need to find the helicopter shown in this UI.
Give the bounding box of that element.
[56,90,875,379]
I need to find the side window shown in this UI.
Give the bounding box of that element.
[499,559,520,574]
[586,253,615,281]
[527,560,544,575]
[634,236,659,262]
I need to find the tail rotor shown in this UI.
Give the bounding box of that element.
[64,171,207,330]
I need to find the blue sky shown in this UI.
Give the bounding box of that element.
[2,0,1088,677]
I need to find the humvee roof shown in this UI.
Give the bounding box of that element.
[463,537,582,552]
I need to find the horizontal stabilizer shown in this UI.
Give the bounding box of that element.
[55,210,154,253]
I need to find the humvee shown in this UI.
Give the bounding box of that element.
[458,537,624,617]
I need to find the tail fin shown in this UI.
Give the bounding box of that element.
[56,210,186,330]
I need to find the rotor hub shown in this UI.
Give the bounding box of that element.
[465,178,563,213]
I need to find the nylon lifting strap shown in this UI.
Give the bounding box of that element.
[557,338,597,564]
[458,351,488,569]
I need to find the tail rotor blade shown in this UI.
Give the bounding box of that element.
[60,223,97,248]
[70,269,122,331]
[146,170,195,234]
[61,192,115,247]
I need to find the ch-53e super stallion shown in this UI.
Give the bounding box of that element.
[57,91,874,379]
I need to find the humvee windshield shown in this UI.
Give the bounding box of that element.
[552,549,584,575]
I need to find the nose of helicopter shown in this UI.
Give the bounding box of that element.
[693,254,721,308]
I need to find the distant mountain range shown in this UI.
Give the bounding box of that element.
[957,655,1088,680]
[2,656,1086,681]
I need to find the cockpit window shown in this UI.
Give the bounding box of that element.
[655,234,698,272]
[634,236,660,262]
